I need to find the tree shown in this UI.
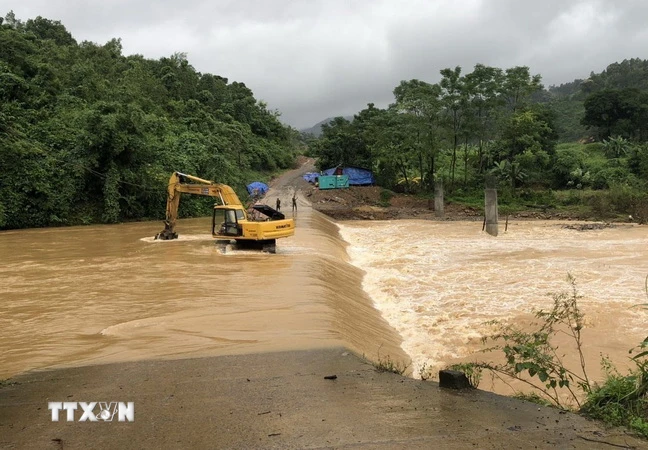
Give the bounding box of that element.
[439,66,469,189]
[464,64,504,172]
[392,80,442,187]
[0,13,299,229]
[583,88,648,141]
[500,66,543,113]
[492,109,555,187]
[24,16,76,46]
[582,89,625,139]
[368,108,418,189]
[312,117,366,170]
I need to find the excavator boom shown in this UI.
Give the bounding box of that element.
[157,171,241,240]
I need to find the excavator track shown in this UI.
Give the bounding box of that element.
[216,239,276,254]
[261,240,277,254]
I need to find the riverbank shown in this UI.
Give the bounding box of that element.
[305,184,628,222]
[2,347,645,449]
[296,169,641,224]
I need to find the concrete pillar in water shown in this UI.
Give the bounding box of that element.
[434,181,444,218]
[484,188,498,236]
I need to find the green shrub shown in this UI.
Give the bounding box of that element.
[553,145,587,188]
[582,185,648,220]
[455,275,592,410]
[379,189,394,206]
[450,275,648,438]
[553,189,582,206]
[591,167,635,189]
[582,364,648,437]
[584,142,605,153]
[588,192,615,218]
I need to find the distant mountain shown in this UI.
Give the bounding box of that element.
[300,116,354,137]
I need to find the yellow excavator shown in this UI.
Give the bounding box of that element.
[155,172,294,253]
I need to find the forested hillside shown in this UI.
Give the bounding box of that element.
[539,58,648,142]
[0,12,300,230]
[310,60,648,221]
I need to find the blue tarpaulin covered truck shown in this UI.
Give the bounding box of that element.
[303,166,375,189]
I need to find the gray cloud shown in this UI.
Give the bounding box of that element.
[3,0,648,128]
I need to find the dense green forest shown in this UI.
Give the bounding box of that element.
[3,12,648,229]
[0,12,301,230]
[309,60,648,221]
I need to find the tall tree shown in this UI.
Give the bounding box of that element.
[439,66,468,188]
[393,79,442,187]
[500,66,542,113]
[464,64,504,173]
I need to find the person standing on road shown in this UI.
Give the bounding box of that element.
[292,193,297,212]
[276,198,281,211]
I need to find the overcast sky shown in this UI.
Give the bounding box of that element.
[3,0,648,129]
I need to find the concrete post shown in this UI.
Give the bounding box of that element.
[484,188,498,237]
[434,181,444,218]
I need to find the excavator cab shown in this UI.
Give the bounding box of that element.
[212,207,245,237]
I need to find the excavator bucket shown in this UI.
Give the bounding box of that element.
[155,222,178,240]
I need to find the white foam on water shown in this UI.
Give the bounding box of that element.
[140,234,215,243]
[338,220,648,376]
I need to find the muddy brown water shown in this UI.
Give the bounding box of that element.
[2,205,648,402]
[0,206,405,379]
[338,220,648,390]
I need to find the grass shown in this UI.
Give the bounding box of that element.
[369,352,410,375]
[0,379,18,388]
[448,363,482,388]
[513,392,555,407]
[443,185,648,222]
[582,360,648,438]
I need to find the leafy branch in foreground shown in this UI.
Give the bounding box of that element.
[454,274,592,410]
[450,274,648,438]
[581,274,648,437]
